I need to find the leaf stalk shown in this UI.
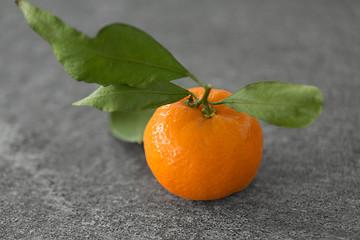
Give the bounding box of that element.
[188,73,206,87]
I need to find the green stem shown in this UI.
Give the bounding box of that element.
[185,98,198,107]
[188,73,206,87]
[184,76,217,118]
[208,100,224,105]
[200,84,216,118]
[188,91,199,102]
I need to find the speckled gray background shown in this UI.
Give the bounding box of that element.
[1,0,359,239]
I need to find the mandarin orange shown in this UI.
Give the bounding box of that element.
[143,87,263,200]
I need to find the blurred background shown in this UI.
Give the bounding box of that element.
[1,0,359,239]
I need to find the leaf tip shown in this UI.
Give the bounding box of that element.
[72,101,82,106]
[15,0,27,8]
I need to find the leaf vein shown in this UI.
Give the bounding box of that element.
[28,8,189,76]
[79,91,187,102]
[223,100,320,107]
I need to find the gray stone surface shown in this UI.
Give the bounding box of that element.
[1,0,359,239]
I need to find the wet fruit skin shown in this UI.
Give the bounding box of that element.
[143,87,263,200]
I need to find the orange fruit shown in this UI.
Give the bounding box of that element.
[143,87,263,200]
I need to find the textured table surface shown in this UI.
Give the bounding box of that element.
[1,0,359,239]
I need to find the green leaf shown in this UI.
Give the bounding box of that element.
[109,109,155,143]
[73,82,189,112]
[222,82,323,128]
[16,0,189,87]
